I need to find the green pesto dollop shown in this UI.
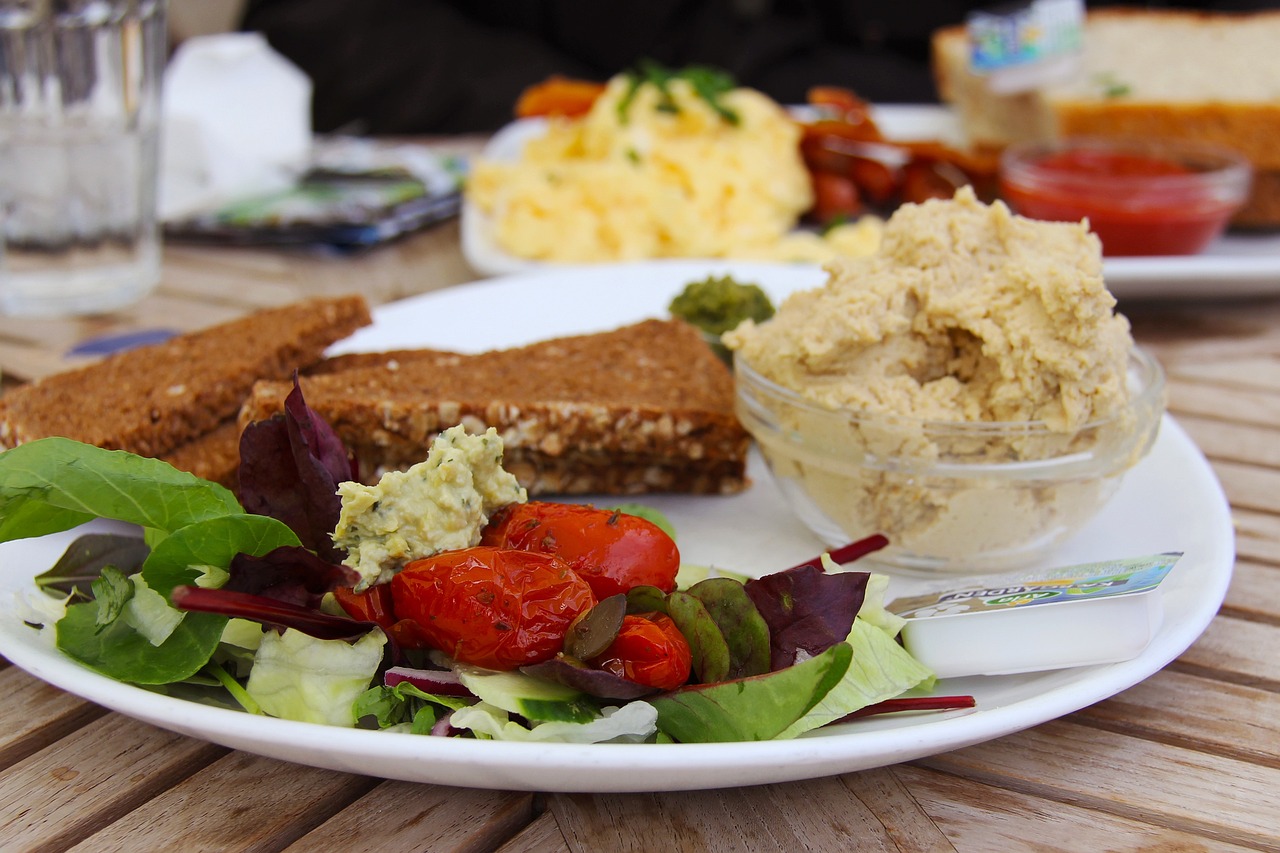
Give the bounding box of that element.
[668,275,776,338]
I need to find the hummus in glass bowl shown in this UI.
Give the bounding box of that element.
[726,187,1165,575]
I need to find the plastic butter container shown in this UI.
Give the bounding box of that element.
[887,553,1181,678]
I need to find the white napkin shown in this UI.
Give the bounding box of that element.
[159,32,313,220]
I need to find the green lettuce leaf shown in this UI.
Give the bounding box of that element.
[778,619,936,738]
[246,627,387,726]
[651,642,852,742]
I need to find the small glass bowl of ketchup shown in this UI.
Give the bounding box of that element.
[999,137,1252,256]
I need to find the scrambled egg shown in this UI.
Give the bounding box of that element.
[467,74,881,263]
[332,425,527,588]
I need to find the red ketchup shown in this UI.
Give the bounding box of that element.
[1000,147,1242,257]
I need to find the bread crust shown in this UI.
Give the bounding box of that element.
[0,295,371,457]
[240,318,751,495]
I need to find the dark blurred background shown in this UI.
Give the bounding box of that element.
[236,0,1280,135]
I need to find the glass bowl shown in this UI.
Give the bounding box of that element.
[735,348,1166,576]
[999,137,1252,257]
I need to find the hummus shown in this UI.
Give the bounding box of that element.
[726,188,1152,571]
[333,425,527,587]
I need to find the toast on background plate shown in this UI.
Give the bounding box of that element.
[0,295,373,487]
[931,8,1280,227]
[240,318,751,496]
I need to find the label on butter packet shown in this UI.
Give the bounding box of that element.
[888,553,1181,621]
[966,0,1084,94]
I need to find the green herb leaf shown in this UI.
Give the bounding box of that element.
[56,600,226,684]
[141,513,302,599]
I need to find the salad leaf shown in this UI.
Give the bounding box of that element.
[745,565,870,670]
[56,599,227,684]
[222,545,359,607]
[354,681,472,732]
[521,656,660,701]
[450,700,658,743]
[666,591,732,683]
[34,533,151,601]
[245,627,387,726]
[141,514,302,597]
[91,567,133,627]
[0,437,241,543]
[779,620,936,738]
[683,577,771,679]
[238,376,354,562]
[651,643,852,743]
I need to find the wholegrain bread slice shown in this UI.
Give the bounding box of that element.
[0,295,372,459]
[239,318,751,495]
[931,8,1280,226]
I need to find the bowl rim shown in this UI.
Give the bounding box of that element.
[999,135,1253,197]
[735,345,1166,436]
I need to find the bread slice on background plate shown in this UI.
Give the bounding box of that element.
[931,8,1280,227]
[240,318,751,496]
[0,295,373,487]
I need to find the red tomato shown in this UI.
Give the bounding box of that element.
[390,546,596,670]
[333,584,430,650]
[481,502,680,599]
[589,612,692,691]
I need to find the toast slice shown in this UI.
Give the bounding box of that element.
[239,318,751,496]
[0,295,372,459]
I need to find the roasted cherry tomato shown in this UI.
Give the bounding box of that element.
[481,501,680,599]
[390,546,596,670]
[333,584,430,650]
[589,612,692,691]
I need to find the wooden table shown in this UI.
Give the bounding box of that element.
[1,222,1278,852]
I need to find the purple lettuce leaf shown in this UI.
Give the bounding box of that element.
[237,375,355,562]
[223,545,360,608]
[744,565,871,671]
[171,584,375,641]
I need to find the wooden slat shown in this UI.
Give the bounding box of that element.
[0,665,106,770]
[1166,379,1280,429]
[548,777,923,852]
[1232,509,1280,568]
[280,780,534,853]
[1212,459,1280,515]
[495,812,572,853]
[891,764,1261,852]
[1173,614,1280,688]
[1071,668,1279,767]
[1174,413,1280,470]
[0,713,226,852]
[1222,559,1280,622]
[65,752,378,852]
[918,720,1280,850]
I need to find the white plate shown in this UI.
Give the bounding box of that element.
[460,106,1280,301]
[0,261,1235,792]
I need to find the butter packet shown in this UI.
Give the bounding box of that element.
[889,553,1180,678]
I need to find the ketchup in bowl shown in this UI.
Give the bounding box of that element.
[999,137,1252,256]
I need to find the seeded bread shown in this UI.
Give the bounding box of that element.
[0,296,372,460]
[931,8,1280,227]
[239,318,751,496]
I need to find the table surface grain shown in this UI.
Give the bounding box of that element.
[1,215,1278,853]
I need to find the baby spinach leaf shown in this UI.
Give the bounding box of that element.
[0,438,242,543]
[652,643,852,743]
[56,600,226,684]
[141,514,303,598]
